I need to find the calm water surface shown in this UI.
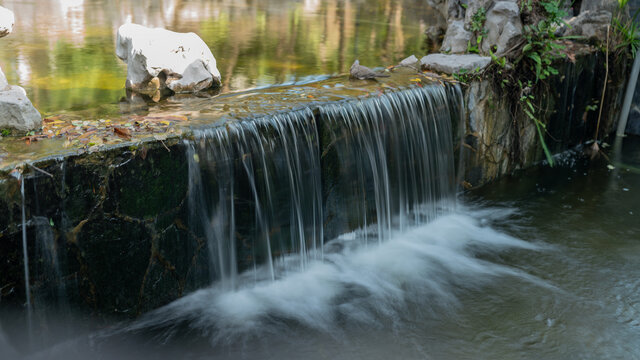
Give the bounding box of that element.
[0,0,442,114]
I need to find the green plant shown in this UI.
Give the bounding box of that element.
[452,67,482,83]
[467,7,488,54]
[519,2,567,82]
[509,0,569,166]
[612,7,640,57]
[1,129,9,137]
[491,51,512,87]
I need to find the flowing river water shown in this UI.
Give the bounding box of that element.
[0,1,639,359]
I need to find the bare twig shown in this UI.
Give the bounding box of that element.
[27,163,54,178]
[160,139,171,152]
[594,25,610,144]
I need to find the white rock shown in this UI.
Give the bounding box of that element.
[0,67,9,90]
[483,1,523,56]
[441,20,473,54]
[580,0,618,14]
[0,85,42,132]
[399,55,420,67]
[0,6,14,38]
[420,54,491,74]
[116,23,221,94]
[565,10,613,43]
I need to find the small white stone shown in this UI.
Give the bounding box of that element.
[0,85,42,132]
[420,54,491,74]
[0,6,14,38]
[0,67,9,90]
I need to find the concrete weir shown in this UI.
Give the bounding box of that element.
[0,50,630,348]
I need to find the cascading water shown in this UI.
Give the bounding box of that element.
[187,108,324,286]
[115,84,541,344]
[13,83,550,360]
[19,175,33,347]
[319,85,461,241]
[185,85,462,287]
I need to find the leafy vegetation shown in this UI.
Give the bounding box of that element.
[452,67,483,83]
[467,7,488,54]
[612,0,640,57]
[506,0,570,166]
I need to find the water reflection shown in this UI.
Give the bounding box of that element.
[0,0,443,114]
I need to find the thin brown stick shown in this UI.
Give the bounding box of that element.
[595,25,610,142]
[27,163,54,178]
[160,139,171,152]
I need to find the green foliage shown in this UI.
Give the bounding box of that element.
[519,80,555,166]
[618,0,631,9]
[0,129,9,137]
[452,67,482,83]
[520,0,533,12]
[467,7,488,54]
[489,51,511,87]
[519,1,567,82]
[510,0,568,166]
[612,8,640,57]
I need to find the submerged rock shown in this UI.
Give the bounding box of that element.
[564,11,613,43]
[420,54,491,74]
[440,20,472,53]
[0,6,14,38]
[116,23,221,95]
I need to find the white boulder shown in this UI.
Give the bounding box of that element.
[116,23,221,94]
[564,10,613,43]
[580,0,618,14]
[421,54,491,74]
[0,84,42,132]
[441,20,473,54]
[399,55,420,67]
[0,6,14,38]
[483,1,523,56]
[0,66,8,90]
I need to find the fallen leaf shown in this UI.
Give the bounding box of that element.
[114,127,132,140]
[77,130,97,140]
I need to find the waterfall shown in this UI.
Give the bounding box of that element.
[123,83,540,348]
[20,176,33,347]
[187,108,324,286]
[186,84,463,286]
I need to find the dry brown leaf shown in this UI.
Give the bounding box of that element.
[113,127,132,140]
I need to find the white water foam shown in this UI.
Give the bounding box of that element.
[126,207,548,345]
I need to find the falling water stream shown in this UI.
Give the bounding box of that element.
[182,85,461,291]
[19,175,33,348]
